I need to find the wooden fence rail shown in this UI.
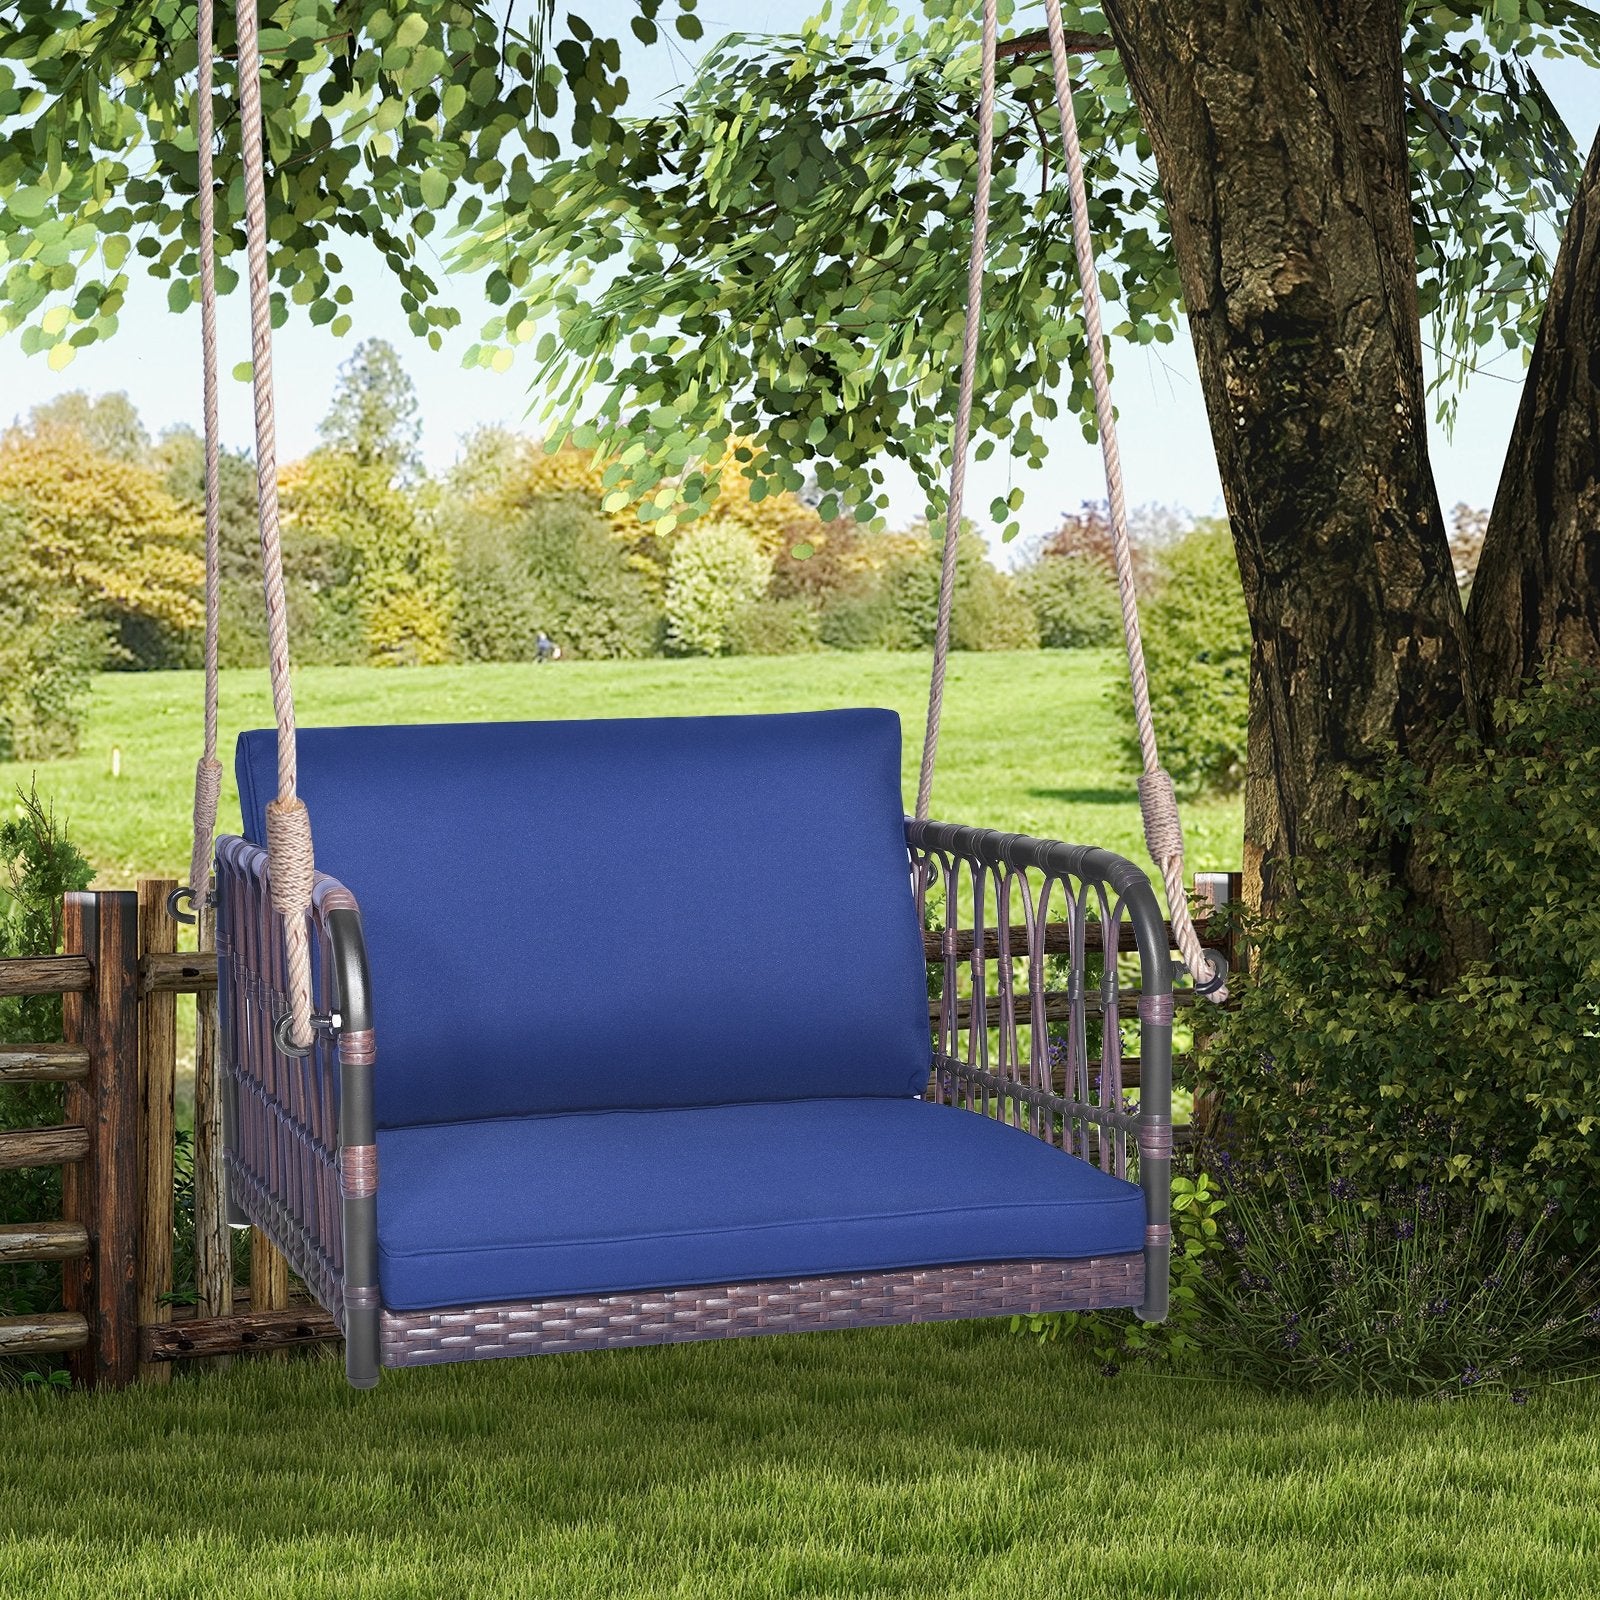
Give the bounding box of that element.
[0,869,1243,1388]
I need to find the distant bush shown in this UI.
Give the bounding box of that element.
[453,494,660,661]
[665,520,771,656]
[1117,519,1249,796]
[453,517,538,661]
[0,514,102,761]
[827,531,1038,653]
[0,420,202,676]
[950,561,1039,652]
[1017,556,1122,649]
[280,451,454,667]
[818,589,904,650]
[724,597,822,656]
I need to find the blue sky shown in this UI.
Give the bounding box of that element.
[2,4,1596,555]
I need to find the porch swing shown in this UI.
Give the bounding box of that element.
[180,0,1227,1387]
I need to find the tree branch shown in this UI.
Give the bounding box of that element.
[1468,127,1600,708]
[997,29,1115,61]
[1405,79,1474,178]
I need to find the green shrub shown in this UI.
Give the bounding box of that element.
[453,494,660,661]
[950,563,1040,652]
[818,589,905,650]
[878,546,942,650]
[0,786,93,1343]
[1197,1150,1600,1398]
[527,500,660,660]
[0,508,103,759]
[1203,670,1600,1242]
[1116,518,1249,795]
[1013,1171,1227,1370]
[822,531,1038,653]
[665,520,771,656]
[1016,555,1122,649]
[724,597,822,656]
[453,516,539,662]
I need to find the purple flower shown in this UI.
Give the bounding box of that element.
[1460,1366,1480,1387]
[1426,1297,1451,1318]
[1330,1177,1357,1202]
[1511,1388,1530,1405]
[1395,1217,1416,1241]
[1284,1329,1302,1350]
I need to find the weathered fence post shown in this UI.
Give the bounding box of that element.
[62,891,141,1389]
[251,1232,291,1321]
[137,879,177,1384]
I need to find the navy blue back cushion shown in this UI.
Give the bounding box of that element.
[236,711,930,1127]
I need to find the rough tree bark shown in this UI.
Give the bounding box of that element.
[1102,0,1477,912]
[1468,129,1600,711]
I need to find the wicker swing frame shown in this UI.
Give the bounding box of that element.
[216,821,1173,1386]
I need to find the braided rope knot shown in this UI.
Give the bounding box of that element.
[1136,768,1185,867]
[187,755,223,894]
[264,797,315,918]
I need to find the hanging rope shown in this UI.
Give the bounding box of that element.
[184,0,223,912]
[234,0,317,1050]
[917,0,1225,997]
[1040,0,1225,999]
[916,0,998,821]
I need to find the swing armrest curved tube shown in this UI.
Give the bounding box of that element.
[905,818,1173,1323]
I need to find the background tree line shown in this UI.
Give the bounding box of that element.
[10,339,1494,792]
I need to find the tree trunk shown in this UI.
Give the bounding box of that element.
[1103,0,1477,912]
[1468,129,1600,711]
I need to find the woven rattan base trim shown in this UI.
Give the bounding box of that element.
[379,1256,1143,1366]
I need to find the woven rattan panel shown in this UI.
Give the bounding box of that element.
[379,1256,1142,1366]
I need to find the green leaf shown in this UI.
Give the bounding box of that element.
[393,11,428,48]
[8,186,49,221]
[420,168,449,210]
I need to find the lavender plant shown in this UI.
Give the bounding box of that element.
[1198,1150,1600,1399]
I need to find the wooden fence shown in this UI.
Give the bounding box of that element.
[0,882,336,1388]
[0,871,1242,1389]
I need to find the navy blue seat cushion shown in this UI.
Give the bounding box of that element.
[236,711,930,1126]
[374,1097,1147,1310]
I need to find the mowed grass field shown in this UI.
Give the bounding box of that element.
[0,651,1243,889]
[1,1329,1597,1598]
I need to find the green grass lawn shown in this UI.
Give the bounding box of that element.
[1,1329,1596,1598]
[0,651,1242,889]
[4,656,1596,1595]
